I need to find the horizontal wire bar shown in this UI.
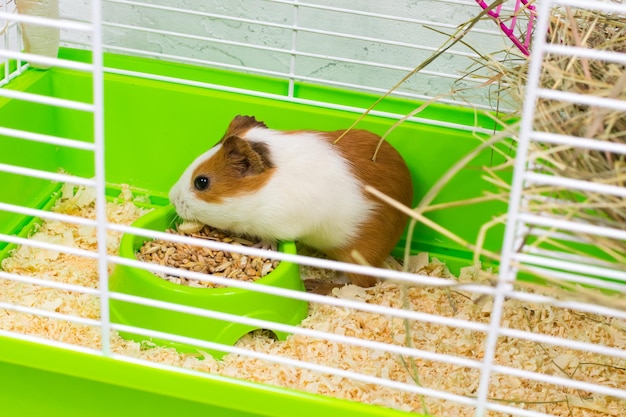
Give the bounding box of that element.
[520,263,626,294]
[525,225,589,245]
[101,23,479,84]
[0,233,99,260]
[109,253,495,333]
[537,88,626,112]
[106,225,626,318]
[110,240,626,346]
[0,270,100,296]
[105,0,503,37]
[110,322,480,407]
[101,47,501,112]
[0,329,101,356]
[123,352,474,411]
[492,361,626,400]
[522,244,626,276]
[111,290,484,370]
[499,326,626,361]
[0,126,95,151]
[113,321,626,411]
[550,0,626,14]
[0,163,95,186]
[0,49,94,72]
[521,230,621,262]
[529,131,626,154]
[107,222,495,292]
[0,301,100,327]
[0,201,98,228]
[505,286,626,321]
[103,22,289,55]
[523,226,612,255]
[102,0,483,59]
[0,10,92,31]
[514,251,626,282]
[518,212,626,241]
[96,52,484,106]
[265,0,504,36]
[102,66,500,130]
[291,72,490,107]
[0,87,94,111]
[524,171,626,198]
[101,44,290,78]
[543,43,626,66]
[484,401,563,417]
[112,217,625,316]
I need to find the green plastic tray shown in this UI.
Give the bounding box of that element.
[0,48,512,416]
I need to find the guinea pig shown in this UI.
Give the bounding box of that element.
[169,115,413,293]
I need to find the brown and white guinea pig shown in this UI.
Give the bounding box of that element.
[169,115,413,293]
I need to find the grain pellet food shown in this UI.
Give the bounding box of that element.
[136,223,279,288]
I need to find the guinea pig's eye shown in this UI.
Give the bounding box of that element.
[193,175,210,191]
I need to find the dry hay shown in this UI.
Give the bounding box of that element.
[529,5,626,244]
[0,186,625,416]
[475,2,626,268]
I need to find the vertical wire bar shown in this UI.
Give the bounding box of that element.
[15,0,22,72]
[92,0,110,356]
[2,0,7,84]
[473,1,553,415]
[287,0,299,98]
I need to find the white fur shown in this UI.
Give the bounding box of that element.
[169,127,376,250]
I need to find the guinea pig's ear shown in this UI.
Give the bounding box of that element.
[222,135,274,176]
[223,115,267,139]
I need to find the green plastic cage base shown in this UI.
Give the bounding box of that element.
[0,48,513,416]
[0,48,513,266]
[0,335,420,417]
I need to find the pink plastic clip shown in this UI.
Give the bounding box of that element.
[475,0,536,56]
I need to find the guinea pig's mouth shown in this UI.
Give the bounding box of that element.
[170,200,189,220]
[173,202,204,226]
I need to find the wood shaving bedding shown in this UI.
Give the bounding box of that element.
[1,186,625,416]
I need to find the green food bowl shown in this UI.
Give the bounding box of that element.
[109,205,309,359]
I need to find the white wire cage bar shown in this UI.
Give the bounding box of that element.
[500,0,626,282]
[87,0,517,115]
[489,0,626,413]
[1,1,626,417]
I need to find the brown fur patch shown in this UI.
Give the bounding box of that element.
[321,130,413,288]
[249,141,275,170]
[191,135,275,203]
[220,115,267,142]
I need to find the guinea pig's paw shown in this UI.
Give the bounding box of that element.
[177,221,205,234]
[252,239,278,252]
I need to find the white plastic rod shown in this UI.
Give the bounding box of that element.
[15,0,59,69]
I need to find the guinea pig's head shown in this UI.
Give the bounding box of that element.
[169,116,275,227]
